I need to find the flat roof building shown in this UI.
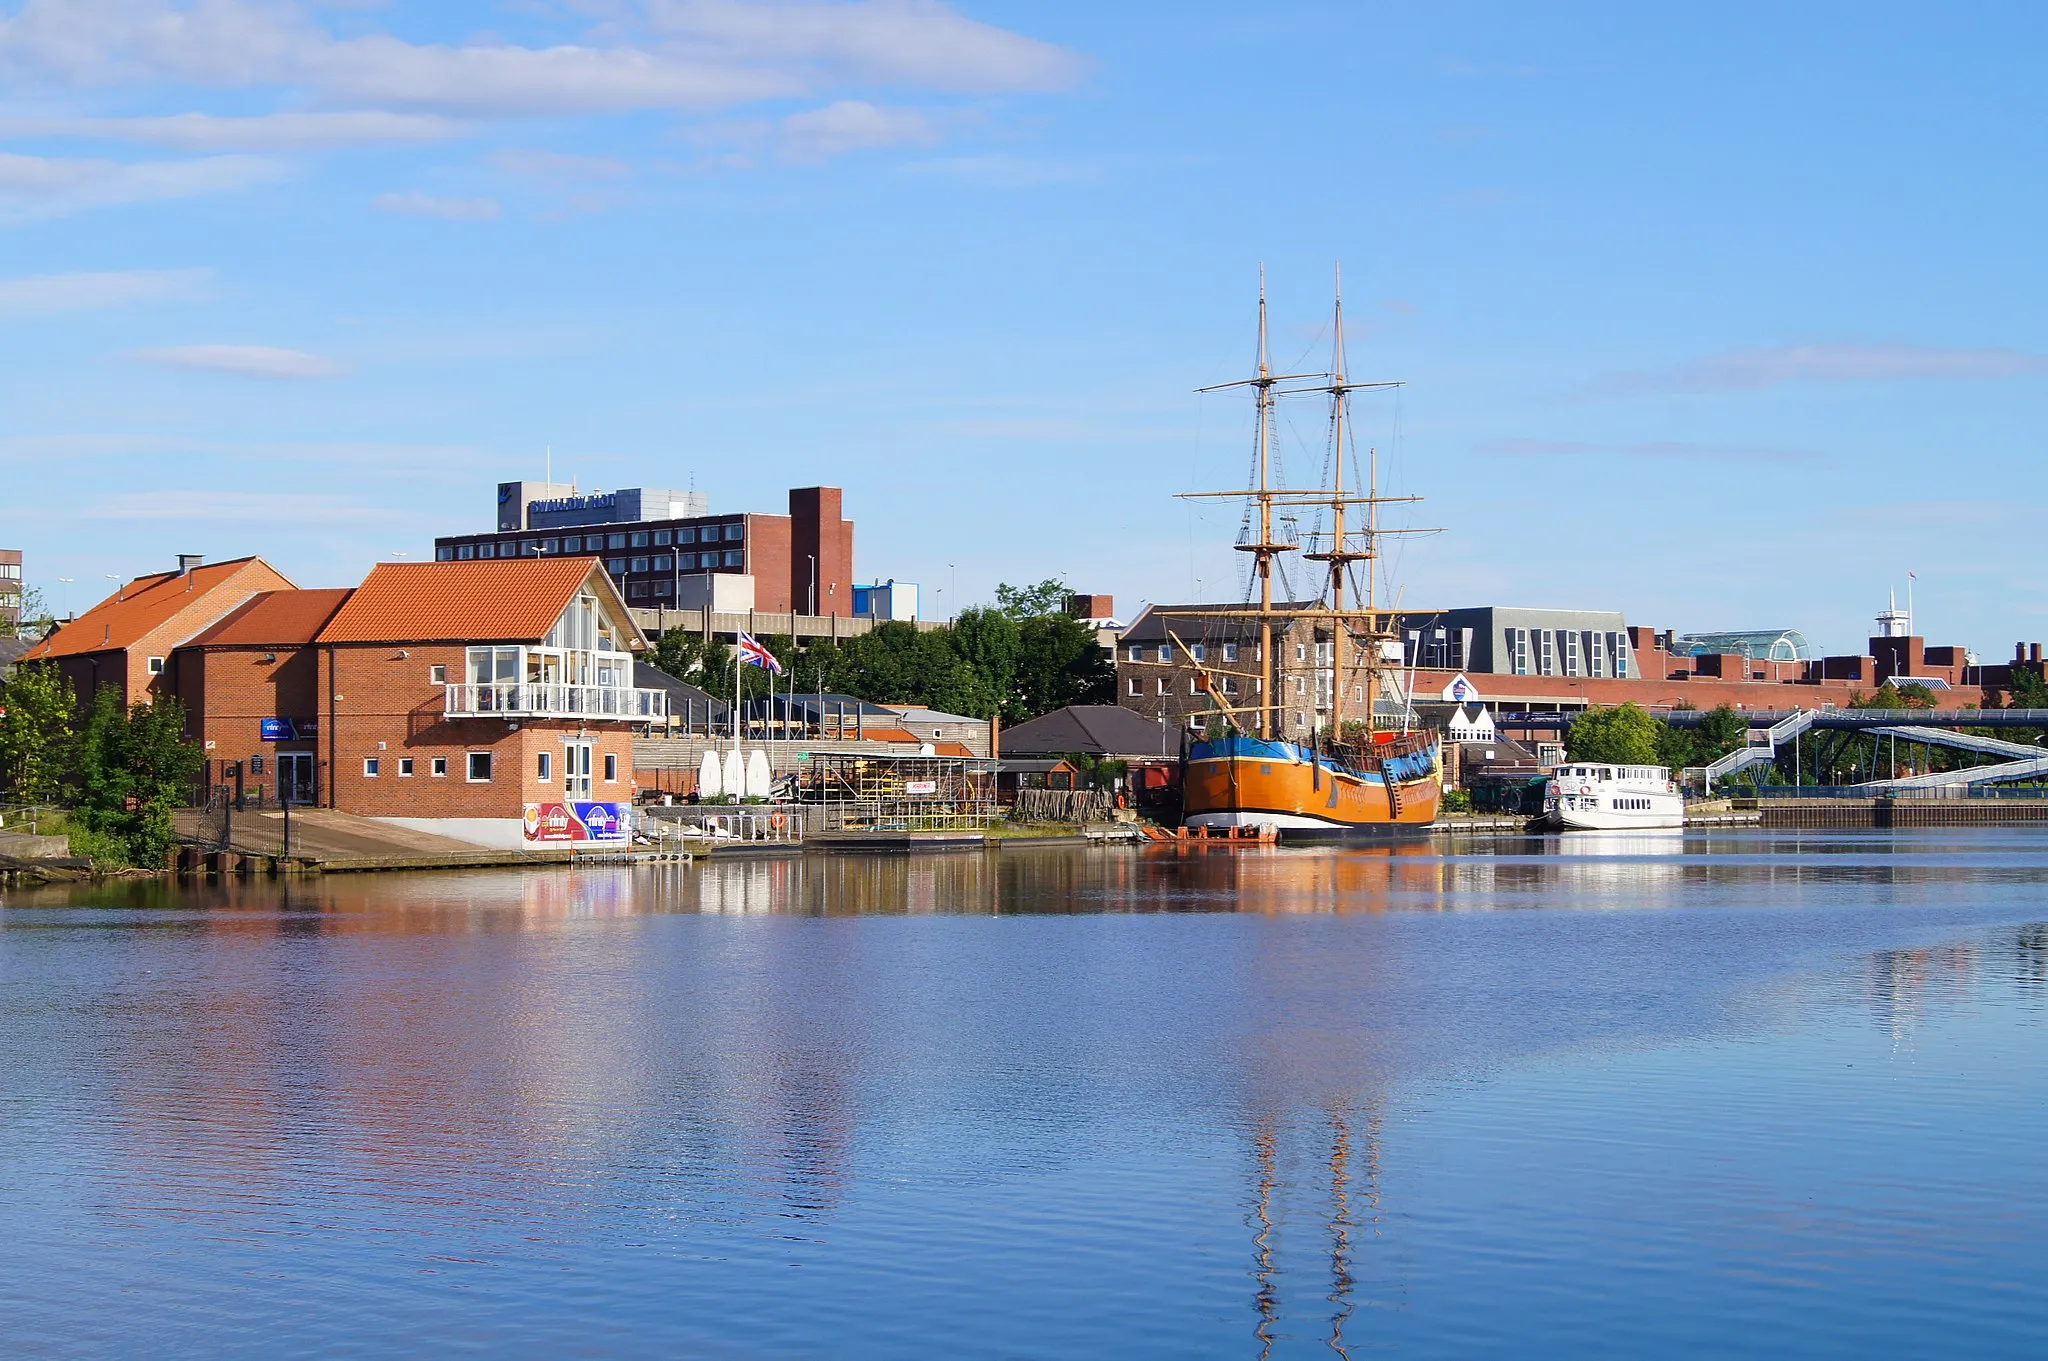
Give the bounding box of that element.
[0,548,20,630]
[438,483,854,618]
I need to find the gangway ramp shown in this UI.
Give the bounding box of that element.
[1864,727,2046,761]
[1855,754,2048,792]
[1695,708,1818,788]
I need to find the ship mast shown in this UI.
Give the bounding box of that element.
[1255,271,1277,739]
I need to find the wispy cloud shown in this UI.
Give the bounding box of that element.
[1475,437,1823,465]
[0,110,461,150]
[0,0,1081,117]
[129,344,346,380]
[904,151,1097,186]
[0,267,209,317]
[490,148,630,180]
[80,490,388,525]
[0,150,284,221]
[778,100,935,162]
[373,189,499,220]
[1594,344,2048,397]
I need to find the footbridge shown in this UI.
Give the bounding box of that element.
[1670,708,2048,792]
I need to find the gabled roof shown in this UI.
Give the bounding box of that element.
[1119,601,1314,644]
[186,589,354,648]
[881,704,986,725]
[316,558,641,646]
[1000,704,1177,757]
[23,556,290,661]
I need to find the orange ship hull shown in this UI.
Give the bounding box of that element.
[1181,735,1441,841]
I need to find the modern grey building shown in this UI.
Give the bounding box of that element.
[1394,607,1641,680]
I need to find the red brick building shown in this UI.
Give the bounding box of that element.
[22,555,296,706]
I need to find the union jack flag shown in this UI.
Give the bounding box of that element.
[736,630,783,675]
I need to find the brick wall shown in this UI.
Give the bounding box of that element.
[747,513,793,613]
[789,487,854,617]
[318,642,636,818]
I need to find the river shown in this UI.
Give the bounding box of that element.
[3,827,2045,1356]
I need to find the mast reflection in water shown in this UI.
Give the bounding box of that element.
[3,828,2048,1356]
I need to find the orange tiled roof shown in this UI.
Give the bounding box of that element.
[859,726,921,744]
[186,588,355,647]
[23,557,291,661]
[316,557,638,645]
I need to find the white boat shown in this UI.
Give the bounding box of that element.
[1544,763,1685,830]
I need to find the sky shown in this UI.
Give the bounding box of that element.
[1,0,2045,658]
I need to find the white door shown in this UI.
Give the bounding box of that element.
[565,742,593,799]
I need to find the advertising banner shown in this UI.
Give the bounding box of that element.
[523,801,631,844]
[259,718,319,741]
[903,779,939,795]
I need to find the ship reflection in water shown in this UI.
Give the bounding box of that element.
[5,829,2048,1356]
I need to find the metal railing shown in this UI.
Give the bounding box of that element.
[648,808,803,845]
[444,683,667,720]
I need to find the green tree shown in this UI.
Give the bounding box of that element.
[950,607,1021,718]
[0,662,74,803]
[1011,612,1115,720]
[74,689,206,868]
[1566,702,1661,764]
[995,578,1070,621]
[2010,666,2048,709]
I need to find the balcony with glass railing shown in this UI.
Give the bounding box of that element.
[444,683,667,721]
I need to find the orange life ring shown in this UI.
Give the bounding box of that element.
[769,811,787,831]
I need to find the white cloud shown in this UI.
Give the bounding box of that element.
[1475,437,1822,465]
[646,0,1085,93]
[0,0,1082,117]
[0,149,284,221]
[81,490,386,524]
[490,148,629,179]
[373,189,499,220]
[778,99,934,161]
[904,151,1097,186]
[1596,344,2048,397]
[129,343,346,379]
[0,109,462,149]
[0,266,210,317]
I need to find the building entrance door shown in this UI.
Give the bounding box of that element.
[565,742,593,799]
[278,752,316,805]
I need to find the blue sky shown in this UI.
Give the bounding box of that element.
[2,1,2044,657]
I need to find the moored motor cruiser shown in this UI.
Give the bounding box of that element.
[1544,763,1685,830]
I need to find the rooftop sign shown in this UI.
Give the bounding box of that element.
[531,492,618,515]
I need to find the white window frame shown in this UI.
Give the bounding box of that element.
[432,757,448,778]
[147,656,165,675]
[398,758,414,777]
[363,757,380,777]
[537,751,552,783]
[429,664,447,684]
[604,753,619,783]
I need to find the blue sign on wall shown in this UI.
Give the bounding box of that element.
[259,718,318,741]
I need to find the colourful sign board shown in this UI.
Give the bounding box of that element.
[523,801,631,844]
[259,718,318,741]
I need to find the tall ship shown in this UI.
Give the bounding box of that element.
[1173,271,1442,841]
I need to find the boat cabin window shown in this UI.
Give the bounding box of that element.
[1599,768,1612,781]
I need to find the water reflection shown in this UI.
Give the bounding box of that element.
[5,833,2048,1355]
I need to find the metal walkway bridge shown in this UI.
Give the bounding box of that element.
[1678,708,2048,791]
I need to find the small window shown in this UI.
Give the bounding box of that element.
[607,534,627,550]
[542,538,559,553]
[146,656,165,675]
[457,543,475,560]
[629,582,649,598]
[630,557,648,573]
[399,758,414,777]
[1192,644,1205,661]
[478,543,495,559]
[1129,677,1142,695]
[537,752,552,782]
[432,757,448,777]
[1157,678,1170,695]
[564,536,582,552]
[630,531,650,548]
[654,580,673,597]
[654,530,672,546]
[604,753,618,782]
[467,752,492,782]
[1295,643,1306,661]
[1157,645,1172,663]
[678,527,697,544]
[1127,645,1142,662]
[429,664,447,684]
[1221,643,1238,662]
[1188,678,1199,695]
[521,539,539,554]
[364,757,380,777]
[608,559,627,574]
[436,546,453,561]
[724,524,744,541]
[653,555,672,571]
[723,550,743,567]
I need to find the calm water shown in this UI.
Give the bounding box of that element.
[4,828,2047,1357]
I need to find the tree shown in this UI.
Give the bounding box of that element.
[995,578,1070,621]
[950,607,1020,717]
[0,662,74,803]
[14,584,55,636]
[74,689,206,868]
[1566,702,1660,764]
[2010,666,2048,710]
[1011,612,1114,720]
